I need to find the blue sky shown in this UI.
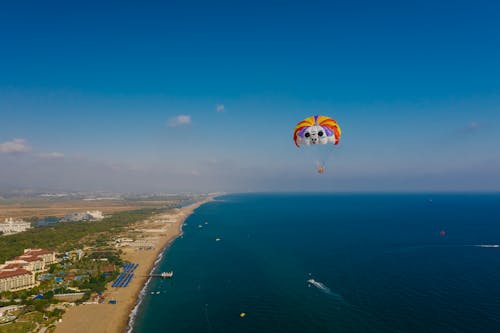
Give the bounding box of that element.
[1,0,499,193]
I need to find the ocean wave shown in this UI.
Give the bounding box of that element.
[125,244,169,333]
[126,275,154,333]
[126,217,188,333]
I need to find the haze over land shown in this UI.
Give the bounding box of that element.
[1,1,499,193]
[1,3,500,333]
[0,193,194,220]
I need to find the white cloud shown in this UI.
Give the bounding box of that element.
[0,139,31,154]
[216,104,225,112]
[467,121,480,130]
[167,115,191,127]
[38,152,65,160]
[458,121,482,134]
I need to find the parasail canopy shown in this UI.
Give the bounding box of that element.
[293,115,341,148]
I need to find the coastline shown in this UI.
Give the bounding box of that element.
[54,196,214,333]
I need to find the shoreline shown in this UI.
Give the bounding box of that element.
[55,196,214,333]
[125,220,183,333]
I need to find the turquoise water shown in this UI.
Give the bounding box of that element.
[131,194,500,332]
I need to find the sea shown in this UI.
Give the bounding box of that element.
[130,194,500,333]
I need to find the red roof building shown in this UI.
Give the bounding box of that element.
[0,268,35,292]
[23,248,57,265]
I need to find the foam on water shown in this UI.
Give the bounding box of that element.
[307,278,343,300]
[126,239,173,333]
[132,194,500,333]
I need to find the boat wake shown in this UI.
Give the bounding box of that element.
[474,244,499,248]
[307,279,343,300]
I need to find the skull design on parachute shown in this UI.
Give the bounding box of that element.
[293,115,341,147]
[293,115,341,174]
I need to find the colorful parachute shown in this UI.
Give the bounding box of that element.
[293,115,341,147]
[293,115,341,174]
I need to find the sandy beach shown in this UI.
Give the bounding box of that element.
[55,197,213,333]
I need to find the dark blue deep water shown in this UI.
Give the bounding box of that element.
[131,194,500,333]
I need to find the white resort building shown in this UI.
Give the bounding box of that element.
[60,210,104,222]
[0,248,57,292]
[3,257,44,273]
[0,218,31,235]
[22,249,57,266]
[0,268,35,293]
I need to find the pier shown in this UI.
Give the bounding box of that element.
[147,271,173,278]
